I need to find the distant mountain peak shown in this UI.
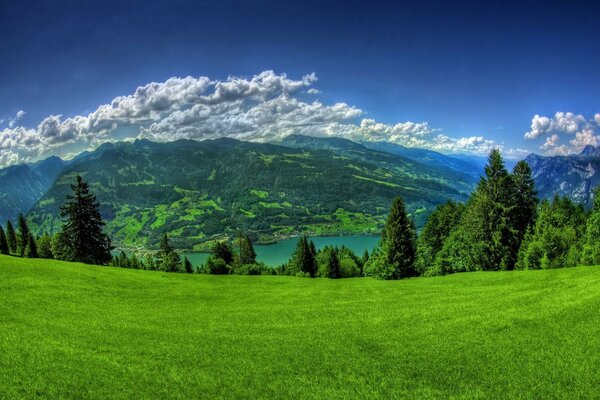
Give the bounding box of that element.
[580,145,598,156]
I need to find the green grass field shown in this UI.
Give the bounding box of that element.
[2,255,600,399]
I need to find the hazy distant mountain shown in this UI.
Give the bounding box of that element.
[0,156,66,224]
[28,137,473,249]
[359,141,484,180]
[527,146,600,207]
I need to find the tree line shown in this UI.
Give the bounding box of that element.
[4,149,600,279]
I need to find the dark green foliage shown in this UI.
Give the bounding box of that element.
[236,235,256,265]
[37,233,53,259]
[516,196,586,269]
[288,236,317,277]
[59,175,113,265]
[326,248,340,279]
[205,257,229,275]
[582,186,600,265]
[365,196,416,279]
[433,150,536,274]
[0,226,8,255]
[144,256,158,271]
[157,234,182,272]
[510,161,538,256]
[183,256,194,273]
[51,232,70,261]
[415,201,464,275]
[25,234,38,258]
[316,246,362,278]
[6,221,16,254]
[17,213,30,257]
[212,242,234,266]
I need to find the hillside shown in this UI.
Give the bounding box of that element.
[1,255,600,399]
[0,156,66,224]
[28,137,472,249]
[526,145,600,207]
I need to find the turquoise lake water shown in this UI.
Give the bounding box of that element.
[181,234,380,267]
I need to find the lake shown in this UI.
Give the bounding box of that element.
[182,234,381,267]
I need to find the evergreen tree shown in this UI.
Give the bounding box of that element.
[0,226,8,255]
[435,149,517,274]
[37,233,54,259]
[510,160,538,256]
[17,213,30,257]
[212,241,234,265]
[237,234,257,265]
[6,221,16,254]
[516,195,585,269]
[59,175,113,265]
[415,201,464,275]
[288,235,317,277]
[158,233,182,272]
[118,251,130,268]
[365,196,416,279]
[581,186,600,265]
[25,234,38,258]
[183,256,194,273]
[327,248,340,279]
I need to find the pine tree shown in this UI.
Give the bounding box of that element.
[212,241,234,265]
[327,248,341,279]
[415,201,464,275]
[366,196,416,279]
[288,235,317,277]
[25,234,38,258]
[0,226,8,255]
[6,221,17,254]
[510,160,538,258]
[582,186,600,265]
[183,256,194,273]
[237,235,257,265]
[17,213,30,257]
[158,233,182,272]
[59,175,113,265]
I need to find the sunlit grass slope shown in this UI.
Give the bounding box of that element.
[1,255,600,399]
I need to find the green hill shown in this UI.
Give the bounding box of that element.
[2,255,600,399]
[28,138,473,249]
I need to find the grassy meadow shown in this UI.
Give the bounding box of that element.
[1,255,600,399]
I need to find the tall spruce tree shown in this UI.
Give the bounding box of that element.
[510,160,538,258]
[157,233,182,272]
[288,235,317,277]
[183,256,194,273]
[17,213,30,257]
[327,248,341,279]
[25,234,38,258]
[237,234,257,265]
[582,186,600,265]
[6,221,17,254]
[0,226,8,254]
[59,175,113,265]
[366,196,416,279]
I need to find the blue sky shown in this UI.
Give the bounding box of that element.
[1,0,600,165]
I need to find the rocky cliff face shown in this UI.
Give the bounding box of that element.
[526,146,600,207]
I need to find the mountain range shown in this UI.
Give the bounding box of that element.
[2,136,599,249]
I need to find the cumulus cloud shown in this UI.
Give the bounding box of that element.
[1,70,509,167]
[524,111,600,155]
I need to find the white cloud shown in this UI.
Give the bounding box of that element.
[525,111,600,155]
[8,109,26,129]
[1,71,510,167]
